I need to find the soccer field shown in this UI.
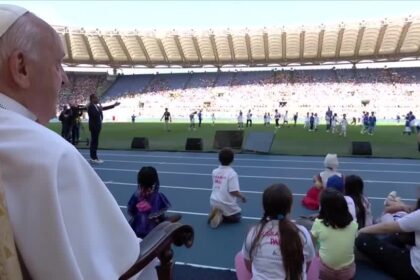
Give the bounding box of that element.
[48,122,420,159]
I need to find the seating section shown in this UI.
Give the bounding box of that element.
[59,73,108,107]
[58,67,420,122]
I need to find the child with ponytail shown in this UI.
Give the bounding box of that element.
[236,184,315,280]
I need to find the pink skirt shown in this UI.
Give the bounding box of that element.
[319,260,355,280]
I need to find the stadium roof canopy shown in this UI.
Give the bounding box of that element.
[55,15,420,68]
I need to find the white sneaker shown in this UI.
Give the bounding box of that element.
[210,208,223,229]
[384,191,399,206]
[90,159,104,164]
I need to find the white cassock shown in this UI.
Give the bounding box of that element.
[0,93,157,280]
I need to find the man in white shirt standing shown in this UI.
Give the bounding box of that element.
[208,148,246,229]
[0,5,156,279]
[246,109,253,127]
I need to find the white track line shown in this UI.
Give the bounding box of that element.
[119,205,260,220]
[81,151,420,166]
[92,158,420,174]
[107,182,418,202]
[97,167,420,185]
[173,262,235,272]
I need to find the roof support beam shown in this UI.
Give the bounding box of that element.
[81,35,94,62]
[227,34,236,63]
[191,36,203,63]
[136,36,151,65]
[245,34,253,63]
[98,36,114,64]
[374,24,388,57]
[354,26,365,57]
[156,38,169,64]
[317,29,325,61]
[209,34,220,66]
[281,31,287,61]
[64,33,73,60]
[395,21,411,55]
[116,35,133,64]
[299,31,305,62]
[335,27,345,59]
[173,35,187,63]
[263,32,269,62]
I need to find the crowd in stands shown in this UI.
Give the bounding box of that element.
[77,67,420,123]
[58,73,108,109]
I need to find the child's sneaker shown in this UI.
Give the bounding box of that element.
[165,214,182,223]
[210,208,223,229]
[384,191,400,206]
[207,208,217,224]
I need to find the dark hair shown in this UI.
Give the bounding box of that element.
[219,148,234,166]
[89,94,96,102]
[249,184,304,280]
[344,175,366,228]
[319,189,353,229]
[137,166,160,191]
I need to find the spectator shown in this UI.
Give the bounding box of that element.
[208,148,246,228]
[311,189,358,280]
[127,166,180,238]
[357,207,420,279]
[344,175,373,228]
[236,184,315,280]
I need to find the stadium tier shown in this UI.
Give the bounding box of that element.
[60,67,420,122]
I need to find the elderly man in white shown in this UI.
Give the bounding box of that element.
[0,5,157,280]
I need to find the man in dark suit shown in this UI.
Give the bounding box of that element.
[58,105,73,141]
[87,94,120,163]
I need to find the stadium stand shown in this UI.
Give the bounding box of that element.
[59,72,108,107]
[59,67,420,122]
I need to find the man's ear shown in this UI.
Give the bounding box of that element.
[8,50,30,89]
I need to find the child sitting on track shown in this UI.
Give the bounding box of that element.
[127,166,180,238]
[235,184,315,280]
[208,148,246,229]
[311,189,358,280]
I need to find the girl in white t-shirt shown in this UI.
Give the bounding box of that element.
[238,111,244,129]
[304,112,310,129]
[340,114,348,137]
[235,184,315,280]
[314,113,319,131]
[331,113,338,134]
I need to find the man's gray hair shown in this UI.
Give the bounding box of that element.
[0,13,40,71]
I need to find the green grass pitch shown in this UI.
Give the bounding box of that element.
[48,122,420,159]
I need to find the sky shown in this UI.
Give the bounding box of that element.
[1,1,420,30]
[2,1,420,72]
